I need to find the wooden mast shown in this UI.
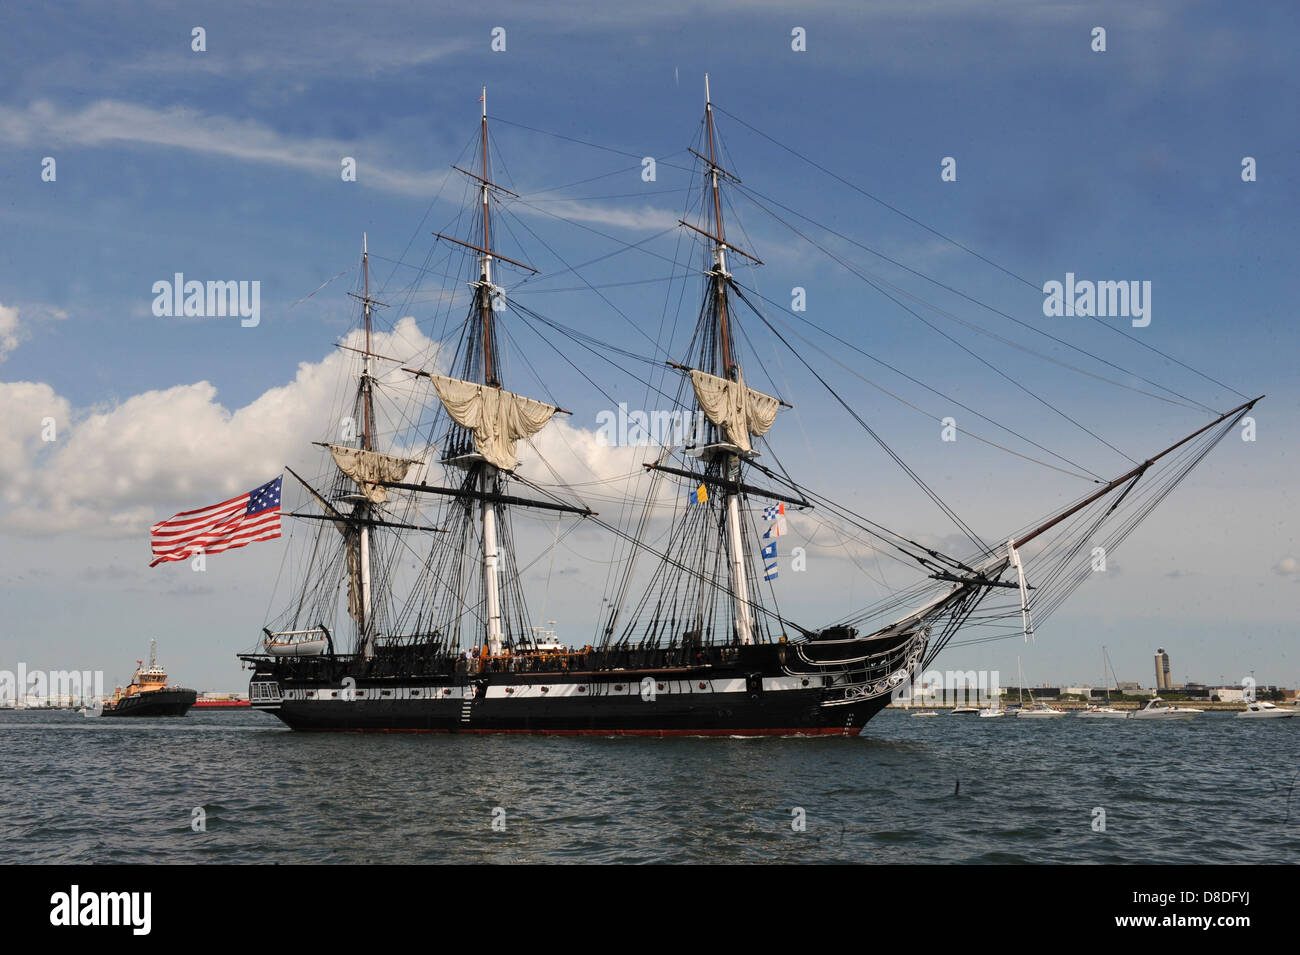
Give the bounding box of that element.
[423,89,540,658]
[700,75,754,646]
[362,234,373,450]
[342,233,385,655]
[476,87,505,656]
[479,87,496,388]
[704,74,734,380]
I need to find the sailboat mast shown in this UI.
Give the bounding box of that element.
[477,87,505,657]
[703,75,752,646]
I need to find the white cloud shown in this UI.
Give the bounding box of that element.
[0,100,680,232]
[0,314,668,540]
[0,99,445,197]
[0,303,19,362]
[0,316,439,538]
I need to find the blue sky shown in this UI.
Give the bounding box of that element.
[1,0,1296,692]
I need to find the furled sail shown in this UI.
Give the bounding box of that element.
[689,369,780,454]
[328,446,420,503]
[344,529,363,625]
[429,374,557,470]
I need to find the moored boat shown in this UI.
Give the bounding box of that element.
[1129,697,1201,720]
[1236,701,1295,719]
[1077,704,1128,718]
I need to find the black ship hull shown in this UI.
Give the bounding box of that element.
[101,688,197,717]
[243,635,922,736]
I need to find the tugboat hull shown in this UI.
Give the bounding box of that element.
[101,688,197,717]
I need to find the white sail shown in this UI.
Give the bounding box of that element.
[327,446,420,503]
[428,374,557,470]
[688,369,780,454]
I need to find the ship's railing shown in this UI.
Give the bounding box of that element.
[249,681,283,704]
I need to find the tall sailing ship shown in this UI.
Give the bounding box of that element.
[241,82,1258,735]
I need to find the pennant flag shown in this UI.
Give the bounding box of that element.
[149,477,282,566]
[695,484,708,503]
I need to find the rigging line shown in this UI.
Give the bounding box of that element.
[487,114,697,172]
[742,450,977,575]
[502,199,684,282]
[506,225,680,292]
[734,183,1219,415]
[527,188,692,202]
[1087,316,1249,400]
[376,129,476,295]
[712,104,1038,287]
[734,281,1101,481]
[493,204,672,360]
[518,162,647,198]
[796,486,973,577]
[730,282,987,552]
[496,315,568,412]
[512,275,680,294]
[508,301,681,408]
[288,268,354,310]
[512,472,809,638]
[715,105,1246,406]
[737,198,1144,464]
[517,305,666,368]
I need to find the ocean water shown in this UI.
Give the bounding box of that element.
[2,708,1295,864]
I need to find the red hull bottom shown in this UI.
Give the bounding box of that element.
[287,726,859,737]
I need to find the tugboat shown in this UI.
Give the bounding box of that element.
[101,641,197,717]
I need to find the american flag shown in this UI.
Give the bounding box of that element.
[149,477,282,567]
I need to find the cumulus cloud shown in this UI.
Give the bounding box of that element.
[0,313,671,540]
[0,303,19,361]
[0,316,439,537]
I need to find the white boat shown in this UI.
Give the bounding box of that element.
[1017,702,1067,718]
[263,627,331,657]
[977,703,1005,718]
[1077,647,1129,718]
[1077,704,1128,718]
[1237,701,1296,719]
[911,710,939,718]
[950,705,980,715]
[1130,697,1202,720]
[1013,657,1066,717]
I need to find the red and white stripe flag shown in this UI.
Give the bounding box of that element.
[149,477,282,567]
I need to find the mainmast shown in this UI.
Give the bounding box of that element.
[476,86,506,657]
[703,74,752,646]
[347,233,385,657]
[704,74,735,380]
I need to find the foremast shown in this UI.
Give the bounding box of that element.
[412,88,568,658]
